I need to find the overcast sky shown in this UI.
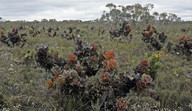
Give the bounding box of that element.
[0,0,191,21]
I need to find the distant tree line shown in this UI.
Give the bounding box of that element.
[100,3,182,25]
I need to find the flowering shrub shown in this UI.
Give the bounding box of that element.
[91,43,99,52]
[136,74,153,92]
[117,99,127,110]
[35,38,158,110]
[0,29,27,47]
[46,79,55,89]
[109,21,132,42]
[105,50,115,60]
[100,72,112,84]
[107,59,117,70]
[141,24,167,50]
[134,59,150,74]
[148,53,162,79]
[134,53,162,89]
[167,36,192,60]
[142,24,156,42]
[68,54,77,65]
[176,36,192,60]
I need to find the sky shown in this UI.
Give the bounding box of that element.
[0,0,192,21]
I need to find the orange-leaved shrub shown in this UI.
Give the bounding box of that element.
[35,38,160,110]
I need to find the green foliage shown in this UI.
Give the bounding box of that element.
[48,46,56,54]
[148,53,162,79]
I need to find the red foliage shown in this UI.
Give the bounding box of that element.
[54,74,59,80]
[127,28,131,33]
[136,80,146,91]
[58,78,64,86]
[92,43,99,52]
[188,41,192,47]
[137,74,152,92]
[140,59,149,68]
[100,72,110,83]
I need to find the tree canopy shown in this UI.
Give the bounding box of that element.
[100,3,181,24]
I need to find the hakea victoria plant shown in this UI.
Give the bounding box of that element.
[116,98,128,111]
[136,74,153,92]
[109,21,133,42]
[176,36,192,56]
[134,53,162,91]
[35,38,161,110]
[0,29,27,48]
[141,24,167,51]
[167,36,192,60]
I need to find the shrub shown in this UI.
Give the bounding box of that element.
[167,35,192,61]
[34,38,157,110]
[141,24,167,50]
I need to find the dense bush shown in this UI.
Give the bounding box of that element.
[35,37,162,110]
[109,21,132,42]
[141,24,167,50]
[167,36,192,60]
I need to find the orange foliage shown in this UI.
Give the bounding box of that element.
[68,54,77,64]
[147,24,151,31]
[126,24,130,29]
[150,28,154,33]
[107,59,117,70]
[91,56,97,61]
[54,73,60,80]
[179,36,186,41]
[46,79,55,89]
[0,30,4,34]
[117,99,126,110]
[187,36,190,40]
[144,31,150,36]
[105,50,115,60]
[21,36,25,41]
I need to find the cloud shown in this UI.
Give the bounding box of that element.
[0,0,191,21]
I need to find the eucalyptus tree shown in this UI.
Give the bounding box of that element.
[106,3,116,10]
[140,4,154,25]
[41,19,48,22]
[159,12,168,25]
[153,12,159,20]
[168,13,181,22]
[105,3,122,25]
[100,3,182,26]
